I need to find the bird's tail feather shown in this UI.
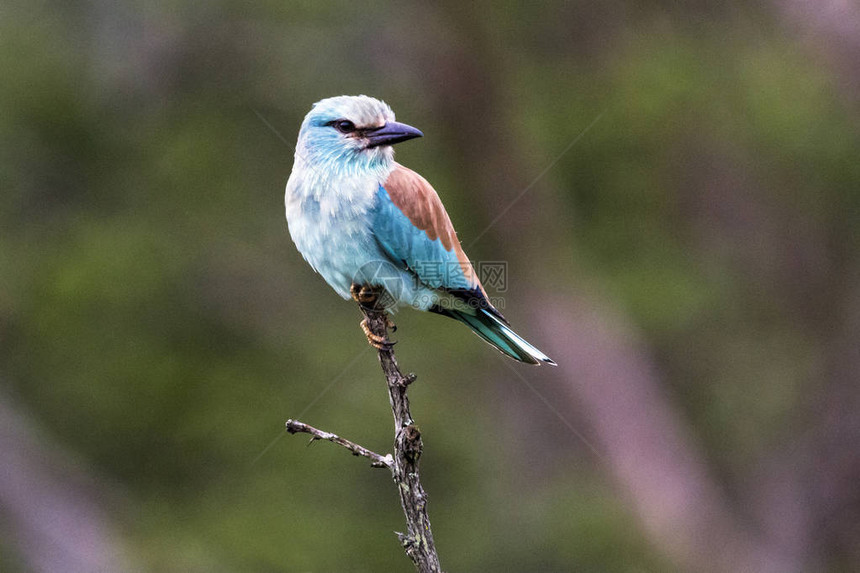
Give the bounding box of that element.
[447,308,556,366]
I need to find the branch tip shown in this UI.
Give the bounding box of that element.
[283,418,392,469]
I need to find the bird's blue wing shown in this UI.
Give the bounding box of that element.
[374,164,533,357]
[372,165,477,291]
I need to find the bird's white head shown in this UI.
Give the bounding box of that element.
[295,95,423,174]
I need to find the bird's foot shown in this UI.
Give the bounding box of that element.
[360,317,396,350]
[350,283,380,309]
[352,283,397,348]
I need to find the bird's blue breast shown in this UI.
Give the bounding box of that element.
[285,169,385,299]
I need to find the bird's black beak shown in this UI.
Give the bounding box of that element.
[364,121,423,148]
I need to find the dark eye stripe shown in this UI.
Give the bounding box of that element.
[327,119,356,134]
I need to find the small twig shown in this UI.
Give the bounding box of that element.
[285,419,393,468]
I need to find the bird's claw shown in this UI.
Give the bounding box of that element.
[361,317,396,350]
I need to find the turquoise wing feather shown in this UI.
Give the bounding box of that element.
[372,184,473,291]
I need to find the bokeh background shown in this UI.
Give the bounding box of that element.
[2,2,860,572]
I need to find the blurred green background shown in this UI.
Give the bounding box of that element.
[2,1,859,572]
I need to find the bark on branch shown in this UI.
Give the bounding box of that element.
[285,286,442,573]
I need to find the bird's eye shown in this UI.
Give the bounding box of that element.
[333,120,356,134]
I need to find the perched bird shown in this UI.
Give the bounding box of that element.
[285,95,555,365]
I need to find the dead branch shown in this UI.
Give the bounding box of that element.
[285,285,442,573]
